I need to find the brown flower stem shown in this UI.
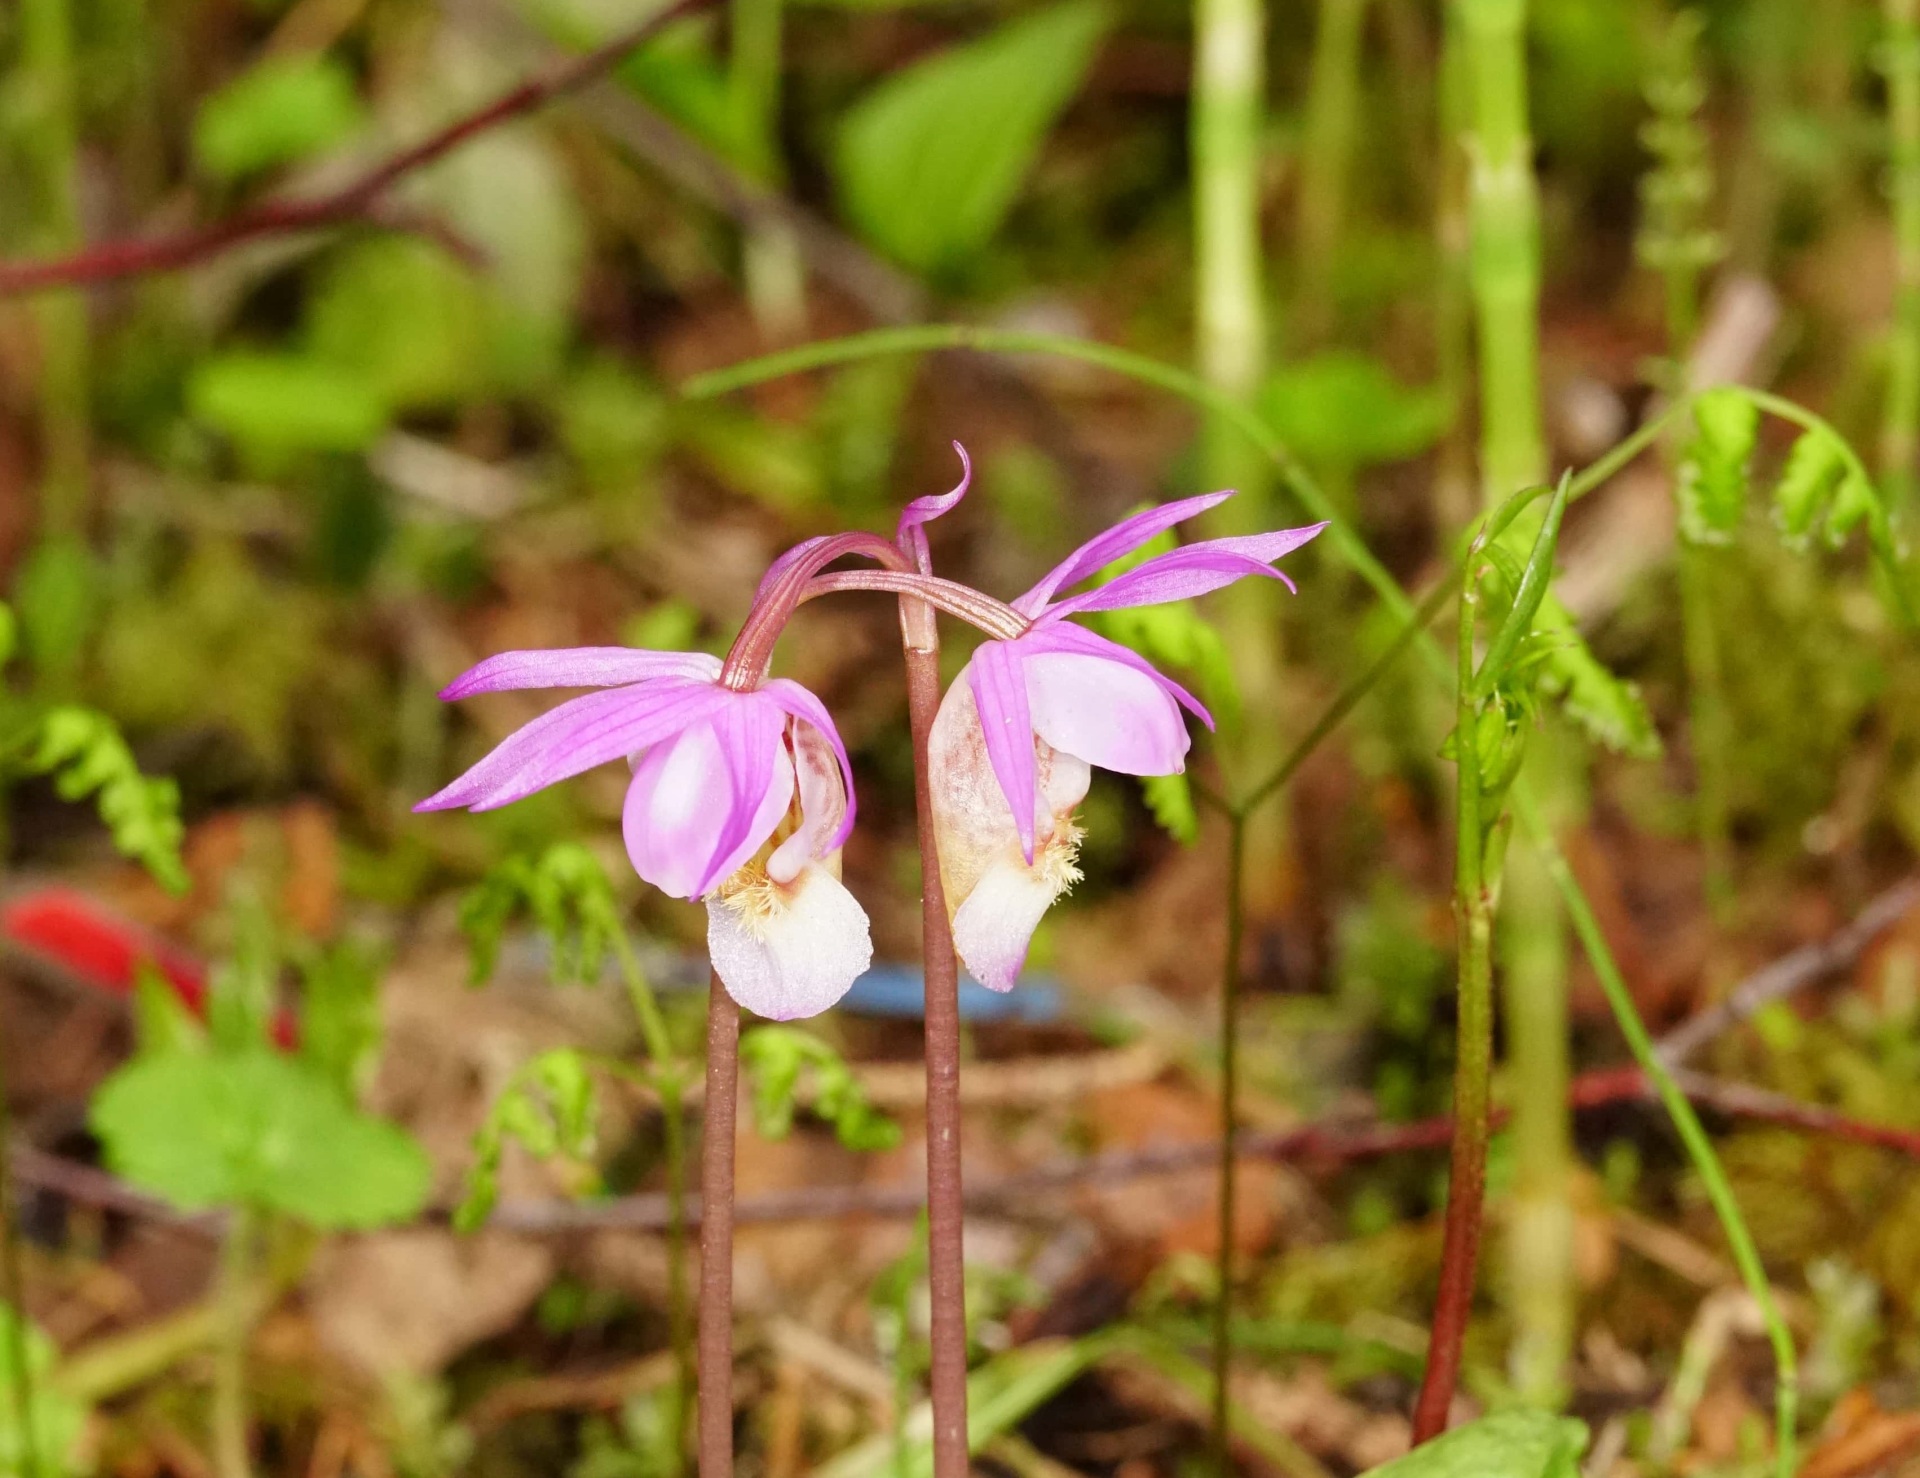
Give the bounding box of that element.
[899,599,970,1478]
[697,974,739,1478]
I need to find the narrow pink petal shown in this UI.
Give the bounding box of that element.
[967,642,1039,864]
[696,695,795,897]
[1016,622,1212,728]
[415,680,731,813]
[623,709,794,900]
[896,442,972,569]
[1022,648,1191,776]
[439,647,722,699]
[761,678,858,854]
[1011,491,1234,616]
[1042,547,1296,617]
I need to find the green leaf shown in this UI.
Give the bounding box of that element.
[459,844,622,988]
[304,238,494,411]
[833,0,1108,274]
[1140,771,1198,845]
[133,966,207,1059]
[1677,386,1759,544]
[26,706,189,892]
[1259,352,1451,470]
[91,1050,431,1229]
[740,1026,901,1152]
[1473,474,1570,702]
[1533,601,1661,760]
[297,940,384,1095]
[1773,425,1848,545]
[456,1048,600,1231]
[0,602,14,668]
[193,53,365,180]
[13,535,98,679]
[1357,1412,1587,1478]
[0,1302,89,1477]
[188,352,389,463]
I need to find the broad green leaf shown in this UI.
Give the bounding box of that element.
[617,24,760,170]
[304,238,492,410]
[415,129,586,386]
[188,352,389,462]
[92,1050,431,1229]
[0,1302,88,1477]
[1357,1411,1587,1478]
[1677,386,1758,544]
[133,967,207,1059]
[0,602,16,667]
[298,941,384,1095]
[13,535,97,679]
[193,54,365,180]
[1260,352,1450,470]
[833,0,1109,274]
[27,706,188,892]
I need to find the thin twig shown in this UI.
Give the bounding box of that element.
[1656,877,1920,1068]
[0,0,714,297]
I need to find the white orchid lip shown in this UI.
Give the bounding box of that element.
[705,860,873,1021]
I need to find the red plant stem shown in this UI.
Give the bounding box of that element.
[1411,581,1497,1444]
[900,605,970,1478]
[696,974,738,1478]
[0,0,712,297]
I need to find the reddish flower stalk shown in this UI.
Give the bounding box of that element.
[697,973,739,1478]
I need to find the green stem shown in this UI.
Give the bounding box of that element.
[1210,817,1247,1477]
[1410,571,1498,1442]
[0,1036,42,1478]
[1524,796,1798,1478]
[732,0,804,339]
[1884,0,1920,516]
[609,929,691,1476]
[211,1208,256,1478]
[1679,542,1736,915]
[1293,0,1370,347]
[17,0,90,540]
[661,1077,692,1476]
[1499,823,1573,1408]
[1453,0,1543,504]
[1435,2,1476,532]
[1191,0,1268,494]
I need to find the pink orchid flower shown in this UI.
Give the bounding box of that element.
[417,550,881,1021]
[926,484,1326,991]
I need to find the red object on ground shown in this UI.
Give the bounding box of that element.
[0,887,297,1046]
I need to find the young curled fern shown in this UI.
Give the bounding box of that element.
[24,706,188,894]
[1678,387,1761,544]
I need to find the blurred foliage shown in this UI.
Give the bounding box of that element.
[834,0,1109,276]
[91,910,430,1228]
